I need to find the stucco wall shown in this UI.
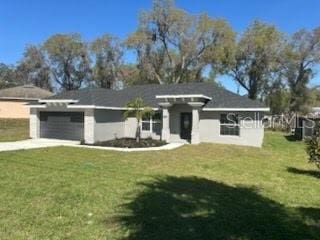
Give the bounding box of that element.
[29,108,40,139]
[199,111,265,147]
[124,117,137,138]
[30,106,265,147]
[0,100,31,119]
[94,109,125,142]
[125,106,265,147]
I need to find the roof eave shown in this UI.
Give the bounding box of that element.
[0,97,40,101]
[38,99,79,103]
[156,94,212,101]
[202,107,270,112]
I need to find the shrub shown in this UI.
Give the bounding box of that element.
[90,138,166,148]
[306,123,320,169]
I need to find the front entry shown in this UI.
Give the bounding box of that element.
[180,112,192,140]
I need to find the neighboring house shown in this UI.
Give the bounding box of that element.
[0,85,53,119]
[295,116,320,140]
[312,107,320,117]
[29,83,269,147]
[295,107,320,140]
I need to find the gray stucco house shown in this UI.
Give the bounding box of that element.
[29,83,269,147]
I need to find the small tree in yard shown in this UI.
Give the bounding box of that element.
[123,97,154,143]
[306,123,320,169]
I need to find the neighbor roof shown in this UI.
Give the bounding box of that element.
[45,82,266,109]
[0,85,53,100]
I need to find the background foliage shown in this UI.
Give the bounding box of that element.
[0,0,319,115]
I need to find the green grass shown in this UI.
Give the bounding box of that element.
[0,119,29,142]
[0,132,319,239]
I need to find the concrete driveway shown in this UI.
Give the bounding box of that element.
[0,139,80,152]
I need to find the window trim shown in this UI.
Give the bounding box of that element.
[141,114,162,134]
[219,113,241,137]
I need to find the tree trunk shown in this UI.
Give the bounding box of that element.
[248,88,258,100]
[136,120,141,143]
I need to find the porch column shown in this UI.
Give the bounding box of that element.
[159,102,172,143]
[30,108,40,139]
[189,102,204,144]
[84,108,95,144]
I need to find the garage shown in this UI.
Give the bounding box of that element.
[40,112,84,140]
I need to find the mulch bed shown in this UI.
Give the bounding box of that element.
[85,138,167,148]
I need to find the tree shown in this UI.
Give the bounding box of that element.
[267,87,290,115]
[203,69,225,89]
[306,123,320,169]
[0,63,18,89]
[16,45,52,90]
[120,64,144,86]
[43,33,91,91]
[123,97,154,142]
[282,27,320,114]
[126,0,235,85]
[90,34,124,89]
[227,20,283,100]
[310,87,320,107]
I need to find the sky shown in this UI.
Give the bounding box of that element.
[0,0,319,93]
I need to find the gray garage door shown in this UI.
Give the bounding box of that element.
[40,112,84,140]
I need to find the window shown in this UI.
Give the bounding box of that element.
[142,112,162,135]
[220,113,240,136]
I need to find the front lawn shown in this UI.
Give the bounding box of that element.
[0,119,29,142]
[0,132,319,239]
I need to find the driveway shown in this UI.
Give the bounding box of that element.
[0,139,80,152]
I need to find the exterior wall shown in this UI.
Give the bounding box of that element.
[169,104,192,142]
[0,100,32,119]
[94,109,125,142]
[84,109,95,144]
[124,117,137,138]
[199,111,265,147]
[30,106,265,147]
[121,106,265,147]
[30,108,40,139]
[124,117,161,140]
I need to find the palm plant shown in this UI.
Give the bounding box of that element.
[123,97,154,143]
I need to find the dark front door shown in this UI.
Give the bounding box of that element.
[180,112,192,140]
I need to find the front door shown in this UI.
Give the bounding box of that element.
[180,112,192,140]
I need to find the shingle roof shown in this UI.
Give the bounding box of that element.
[0,85,53,100]
[47,82,265,109]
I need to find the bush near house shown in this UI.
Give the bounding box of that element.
[0,118,29,142]
[89,138,166,148]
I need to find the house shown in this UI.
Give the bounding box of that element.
[295,107,320,140]
[295,116,319,140]
[0,85,53,119]
[29,83,269,147]
[311,107,320,117]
